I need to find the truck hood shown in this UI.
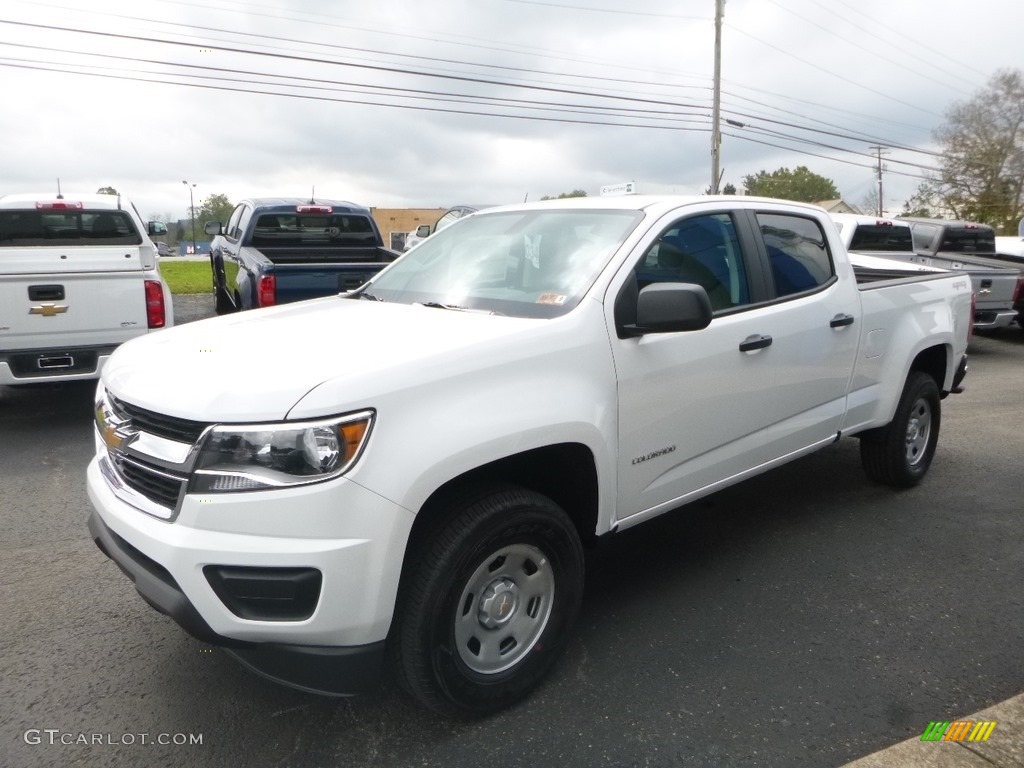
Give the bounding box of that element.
[102,297,539,421]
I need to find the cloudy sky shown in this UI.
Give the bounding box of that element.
[1,0,1019,222]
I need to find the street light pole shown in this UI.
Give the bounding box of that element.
[182,180,197,254]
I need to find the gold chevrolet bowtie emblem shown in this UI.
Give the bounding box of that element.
[29,303,69,317]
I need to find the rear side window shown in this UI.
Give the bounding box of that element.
[250,213,377,247]
[0,209,142,247]
[756,213,834,298]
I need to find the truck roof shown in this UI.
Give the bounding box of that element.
[831,213,909,228]
[486,194,828,217]
[0,193,129,210]
[896,216,996,231]
[242,198,372,214]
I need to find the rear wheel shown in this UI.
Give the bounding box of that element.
[860,371,940,487]
[390,485,584,716]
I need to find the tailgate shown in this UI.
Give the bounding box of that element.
[271,262,391,303]
[0,268,150,351]
[909,254,1020,309]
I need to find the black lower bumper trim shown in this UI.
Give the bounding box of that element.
[226,641,385,697]
[88,510,385,695]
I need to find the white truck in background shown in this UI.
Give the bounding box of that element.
[831,213,1021,331]
[0,193,173,385]
[88,196,971,716]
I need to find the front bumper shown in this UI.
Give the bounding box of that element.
[86,454,414,695]
[88,510,384,695]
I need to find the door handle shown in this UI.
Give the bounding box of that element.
[830,313,855,328]
[739,334,773,352]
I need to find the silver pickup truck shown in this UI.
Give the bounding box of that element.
[832,214,1022,331]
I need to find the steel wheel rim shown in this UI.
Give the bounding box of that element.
[453,543,555,675]
[904,396,932,466]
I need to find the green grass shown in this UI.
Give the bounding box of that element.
[159,260,212,294]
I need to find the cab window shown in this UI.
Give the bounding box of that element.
[756,213,834,298]
[634,213,750,312]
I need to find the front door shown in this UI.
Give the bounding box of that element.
[608,208,777,528]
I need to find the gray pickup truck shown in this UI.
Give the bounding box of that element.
[832,214,1022,330]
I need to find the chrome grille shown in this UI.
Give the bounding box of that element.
[109,396,209,444]
[111,453,187,510]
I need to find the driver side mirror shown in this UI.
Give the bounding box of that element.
[415,224,432,238]
[204,221,223,236]
[616,281,713,338]
[147,221,167,236]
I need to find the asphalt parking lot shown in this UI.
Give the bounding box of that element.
[1,297,1022,768]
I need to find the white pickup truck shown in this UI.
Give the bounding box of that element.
[87,196,971,715]
[0,193,173,385]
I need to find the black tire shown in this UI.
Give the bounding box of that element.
[390,485,584,716]
[214,287,234,315]
[211,253,234,315]
[859,371,941,488]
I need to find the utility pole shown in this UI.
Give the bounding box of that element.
[869,146,888,216]
[710,0,724,194]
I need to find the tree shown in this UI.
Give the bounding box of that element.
[910,69,1024,232]
[191,193,234,240]
[742,166,839,202]
[96,186,119,195]
[540,189,588,200]
[705,182,737,195]
[859,187,881,217]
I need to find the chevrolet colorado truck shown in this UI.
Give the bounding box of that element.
[0,192,172,385]
[205,198,400,313]
[831,213,1021,331]
[87,196,971,715]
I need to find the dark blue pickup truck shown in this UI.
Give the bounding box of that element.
[204,198,399,313]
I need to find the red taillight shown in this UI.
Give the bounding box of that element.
[875,219,892,226]
[257,274,276,307]
[1013,276,1023,304]
[296,205,332,214]
[144,280,166,328]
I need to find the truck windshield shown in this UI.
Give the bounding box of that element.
[250,213,378,248]
[354,209,643,318]
[849,224,913,252]
[0,210,142,247]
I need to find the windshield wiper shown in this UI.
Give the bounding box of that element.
[415,301,501,316]
[417,301,466,311]
[351,290,384,301]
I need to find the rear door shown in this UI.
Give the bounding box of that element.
[0,206,149,351]
[748,209,860,460]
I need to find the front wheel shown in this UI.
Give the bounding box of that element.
[390,485,584,716]
[859,371,941,487]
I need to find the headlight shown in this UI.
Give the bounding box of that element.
[189,411,373,493]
